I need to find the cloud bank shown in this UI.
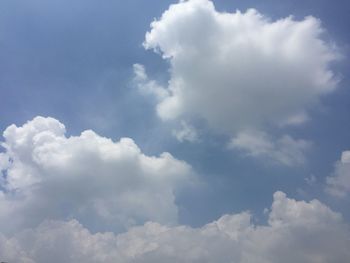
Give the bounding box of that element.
[0,116,192,234]
[0,191,349,263]
[137,0,340,164]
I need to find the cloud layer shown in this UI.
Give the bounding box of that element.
[0,116,192,234]
[137,0,340,164]
[1,191,349,263]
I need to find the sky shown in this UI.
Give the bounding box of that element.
[0,0,349,262]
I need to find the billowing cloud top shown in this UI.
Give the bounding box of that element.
[0,116,193,234]
[143,0,339,131]
[135,0,341,165]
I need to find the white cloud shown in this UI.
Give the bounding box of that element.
[0,116,193,234]
[326,150,350,198]
[138,0,340,164]
[229,130,311,166]
[1,191,349,263]
[143,0,339,128]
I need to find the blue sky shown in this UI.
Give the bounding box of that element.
[0,0,350,262]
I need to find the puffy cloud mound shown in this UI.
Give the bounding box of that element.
[1,191,349,263]
[0,116,193,234]
[326,150,350,198]
[143,0,339,127]
[137,0,340,164]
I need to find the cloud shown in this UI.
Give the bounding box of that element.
[133,63,170,101]
[137,0,340,164]
[172,120,199,143]
[143,0,339,128]
[229,130,311,166]
[325,150,350,198]
[1,191,349,263]
[0,116,193,234]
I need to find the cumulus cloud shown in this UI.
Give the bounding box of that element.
[1,191,349,263]
[326,150,350,198]
[143,0,339,127]
[229,130,311,166]
[0,116,193,234]
[137,0,340,164]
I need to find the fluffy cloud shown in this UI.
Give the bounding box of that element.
[0,116,193,234]
[229,130,311,166]
[143,0,339,127]
[137,0,340,164]
[1,191,349,263]
[326,150,350,198]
